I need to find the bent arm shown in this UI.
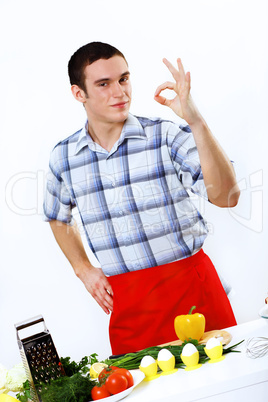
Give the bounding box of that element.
[155,58,240,207]
[189,117,240,207]
[49,220,113,314]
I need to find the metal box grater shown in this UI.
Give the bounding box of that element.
[15,315,65,401]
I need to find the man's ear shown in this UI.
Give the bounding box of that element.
[71,85,87,103]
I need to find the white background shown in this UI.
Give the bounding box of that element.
[1,0,267,368]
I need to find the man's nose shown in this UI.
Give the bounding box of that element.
[113,82,124,97]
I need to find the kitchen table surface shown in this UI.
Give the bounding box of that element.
[127,318,268,402]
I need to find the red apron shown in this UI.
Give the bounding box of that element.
[107,250,236,355]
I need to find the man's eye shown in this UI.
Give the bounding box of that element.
[99,82,108,87]
[120,76,128,83]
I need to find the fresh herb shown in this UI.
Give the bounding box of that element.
[103,339,244,370]
[39,372,95,402]
[61,354,98,376]
[16,380,31,402]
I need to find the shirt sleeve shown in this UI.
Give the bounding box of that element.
[43,149,75,225]
[168,123,208,200]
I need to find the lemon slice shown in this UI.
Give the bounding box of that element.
[89,363,108,379]
[0,394,20,401]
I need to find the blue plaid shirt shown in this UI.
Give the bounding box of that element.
[43,114,209,276]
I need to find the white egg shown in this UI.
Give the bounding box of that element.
[140,355,156,368]
[157,349,174,361]
[206,337,221,350]
[181,343,198,357]
[259,305,268,318]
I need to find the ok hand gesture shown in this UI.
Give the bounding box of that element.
[154,58,201,126]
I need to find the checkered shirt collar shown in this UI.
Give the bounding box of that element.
[75,113,147,155]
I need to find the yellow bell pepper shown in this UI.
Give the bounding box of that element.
[174,306,205,342]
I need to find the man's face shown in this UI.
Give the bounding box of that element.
[82,56,132,125]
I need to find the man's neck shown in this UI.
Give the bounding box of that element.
[87,120,126,152]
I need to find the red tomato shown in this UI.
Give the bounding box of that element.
[113,368,134,388]
[105,373,128,395]
[91,383,111,400]
[98,366,119,382]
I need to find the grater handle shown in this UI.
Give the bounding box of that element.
[15,315,48,341]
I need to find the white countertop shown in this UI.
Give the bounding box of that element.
[127,319,268,402]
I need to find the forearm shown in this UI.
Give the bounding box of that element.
[49,220,93,275]
[49,220,114,314]
[189,117,240,207]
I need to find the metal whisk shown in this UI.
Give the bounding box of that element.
[246,337,268,358]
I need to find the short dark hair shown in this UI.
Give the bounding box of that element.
[68,41,127,92]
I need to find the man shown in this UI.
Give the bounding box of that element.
[43,42,240,354]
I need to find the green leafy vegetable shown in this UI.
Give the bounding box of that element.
[16,380,31,402]
[39,373,95,402]
[61,354,98,376]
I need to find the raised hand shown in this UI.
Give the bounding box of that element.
[154,58,201,125]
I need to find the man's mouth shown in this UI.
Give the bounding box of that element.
[111,102,128,108]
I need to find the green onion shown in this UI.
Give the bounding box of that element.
[103,339,244,370]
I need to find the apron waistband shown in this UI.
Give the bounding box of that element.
[108,249,206,286]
